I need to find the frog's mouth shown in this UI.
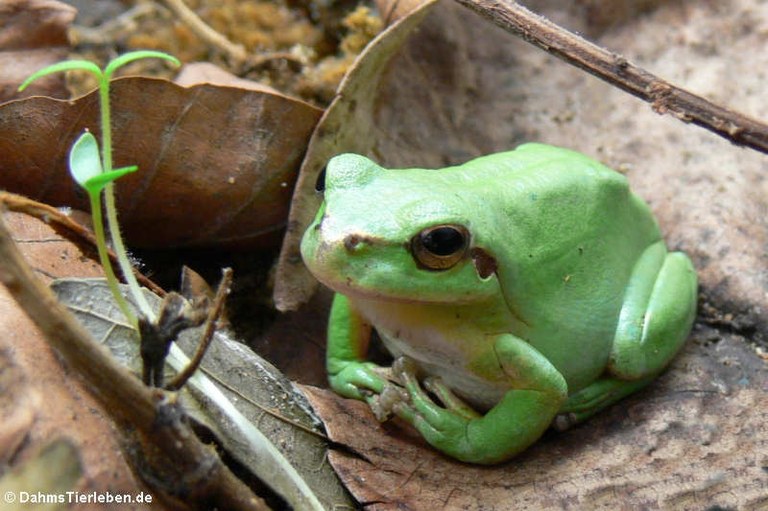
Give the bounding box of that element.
[311,250,503,307]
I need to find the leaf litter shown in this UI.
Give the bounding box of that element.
[51,278,353,510]
[0,77,322,249]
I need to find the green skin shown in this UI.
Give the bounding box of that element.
[300,143,697,464]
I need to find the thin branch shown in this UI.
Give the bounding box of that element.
[0,191,164,296]
[0,211,269,511]
[453,0,768,154]
[166,267,234,391]
[161,0,248,64]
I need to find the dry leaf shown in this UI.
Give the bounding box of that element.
[258,287,334,386]
[3,210,103,280]
[273,0,439,311]
[0,344,37,465]
[0,77,322,249]
[1,208,350,509]
[51,278,355,511]
[0,0,74,102]
[300,326,767,510]
[174,61,284,94]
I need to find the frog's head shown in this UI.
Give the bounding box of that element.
[300,154,501,304]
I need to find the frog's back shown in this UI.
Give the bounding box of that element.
[458,143,657,254]
[462,143,626,186]
[459,143,662,391]
[460,142,659,244]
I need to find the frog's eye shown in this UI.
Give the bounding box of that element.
[315,167,327,192]
[411,225,469,270]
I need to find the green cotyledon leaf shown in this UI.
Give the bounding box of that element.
[68,131,103,190]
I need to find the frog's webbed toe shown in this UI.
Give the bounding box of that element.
[369,383,408,421]
[557,374,654,426]
[423,377,482,420]
[391,356,419,380]
[389,357,483,420]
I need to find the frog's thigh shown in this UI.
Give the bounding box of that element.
[558,246,696,426]
[609,244,697,380]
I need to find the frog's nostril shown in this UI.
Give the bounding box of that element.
[313,213,326,231]
[344,234,362,251]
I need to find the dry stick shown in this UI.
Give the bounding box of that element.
[160,0,303,71]
[161,0,248,64]
[0,191,165,296]
[453,0,768,154]
[0,212,268,511]
[166,267,234,391]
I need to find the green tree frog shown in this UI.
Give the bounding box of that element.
[300,143,697,464]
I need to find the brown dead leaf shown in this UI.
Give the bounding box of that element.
[0,0,74,102]
[257,287,333,386]
[300,327,768,510]
[0,346,37,465]
[0,77,322,250]
[3,210,103,281]
[0,211,163,510]
[174,61,283,95]
[273,0,439,311]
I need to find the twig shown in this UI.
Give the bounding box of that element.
[453,0,768,154]
[0,191,164,296]
[0,211,268,511]
[161,0,248,64]
[160,0,306,72]
[166,267,234,391]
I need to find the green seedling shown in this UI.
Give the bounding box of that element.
[19,51,180,327]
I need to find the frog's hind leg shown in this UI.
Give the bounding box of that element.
[557,242,697,428]
[556,376,655,429]
[609,241,697,380]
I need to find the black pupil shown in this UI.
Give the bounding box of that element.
[315,167,327,192]
[422,227,465,256]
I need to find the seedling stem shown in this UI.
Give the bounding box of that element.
[19,51,180,327]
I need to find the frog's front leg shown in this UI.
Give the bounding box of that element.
[326,293,386,400]
[392,335,568,465]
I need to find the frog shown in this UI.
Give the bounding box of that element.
[300,143,697,465]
